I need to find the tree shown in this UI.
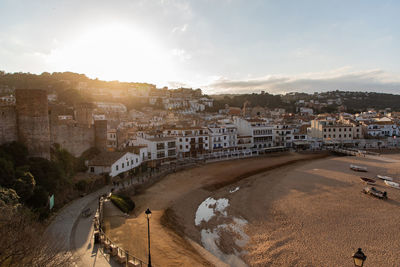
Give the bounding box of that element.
[0,187,20,208]
[28,186,48,210]
[13,169,36,203]
[0,158,15,187]
[0,142,29,168]
[0,205,73,267]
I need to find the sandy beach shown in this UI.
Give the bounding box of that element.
[104,152,400,266]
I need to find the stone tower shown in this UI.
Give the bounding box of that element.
[94,119,107,151]
[15,89,51,159]
[75,102,95,126]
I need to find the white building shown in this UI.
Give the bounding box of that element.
[163,127,210,158]
[234,117,274,149]
[208,124,238,151]
[87,151,142,177]
[309,120,362,142]
[134,136,177,162]
[363,121,399,137]
[273,125,293,148]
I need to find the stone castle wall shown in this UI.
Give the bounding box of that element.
[0,105,18,144]
[1,90,107,159]
[15,89,51,159]
[50,124,96,157]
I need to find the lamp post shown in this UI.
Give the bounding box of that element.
[145,208,152,267]
[352,248,367,267]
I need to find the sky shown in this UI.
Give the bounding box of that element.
[1,0,400,94]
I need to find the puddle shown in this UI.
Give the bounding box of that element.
[195,197,229,226]
[201,224,248,267]
[196,196,249,267]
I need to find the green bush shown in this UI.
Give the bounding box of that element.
[110,194,135,213]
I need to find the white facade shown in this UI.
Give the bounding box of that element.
[88,152,142,177]
[208,124,237,151]
[234,117,274,149]
[273,125,294,147]
[134,136,177,161]
[163,128,210,157]
[309,120,362,142]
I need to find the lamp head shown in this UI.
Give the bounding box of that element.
[352,248,367,267]
[145,208,152,219]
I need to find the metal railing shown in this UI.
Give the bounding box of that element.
[95,197,150,267]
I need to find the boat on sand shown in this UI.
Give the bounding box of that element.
[362,187,387,199]
[384,180,400,190]
[350,164,367,172]
[377,175,393,181]
[360,177,376,185]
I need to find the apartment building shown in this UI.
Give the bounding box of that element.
[309,120,362,142]
[208,124,238,151]
[273,124,293,148]
[363,121,399,137]
[163,127,210,158]
[134,136,177,162]
[234,117,274,149]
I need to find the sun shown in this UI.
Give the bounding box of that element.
[46,22,175,84]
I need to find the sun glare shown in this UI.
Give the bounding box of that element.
[46,23,174,84]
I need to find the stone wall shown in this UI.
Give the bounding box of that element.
[15,89,51,159]
[94,120,107,151]
[0,105,17,144]
[50,124,95,157]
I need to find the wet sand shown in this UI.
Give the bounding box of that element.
[104,152,400,266]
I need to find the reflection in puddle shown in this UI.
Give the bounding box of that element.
[195,197,249,267]
[195,197,229,226]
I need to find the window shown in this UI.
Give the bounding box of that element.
[122,163,124,168]
[116,165,119,171]
[157,143,165,150]
[324,129,326,132]
[127,161,129,166]
[131,159,133,165]
[90,167,95,173]
[324,135,326,138]
[186,145,189,149]
[136,158,138,163]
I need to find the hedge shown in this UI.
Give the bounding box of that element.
[110,193,135,213]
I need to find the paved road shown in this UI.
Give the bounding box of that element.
[46,185,119,267]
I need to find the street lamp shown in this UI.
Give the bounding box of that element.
[145,208,152,267]
[352,248,367,267]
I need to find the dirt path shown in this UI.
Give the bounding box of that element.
[104,152,328,266]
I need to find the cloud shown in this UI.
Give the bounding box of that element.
[205,68,400,95]
[172,24,188,33]
[171,48,192,62]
